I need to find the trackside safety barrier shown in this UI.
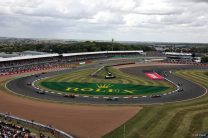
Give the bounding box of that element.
[0,113,74,138]
[157,61,208,66]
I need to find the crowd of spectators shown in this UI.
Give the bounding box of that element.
[0,121,33,138]
[0,57,60,68]
[0,52,144,75]
[0,57,63,75]
[0,54,106,75]
[0,120,55,138]
[0,111,59,138]
[0,62,61,75]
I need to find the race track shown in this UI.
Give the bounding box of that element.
[6,63,208,104]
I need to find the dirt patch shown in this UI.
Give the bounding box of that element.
[0,70,140,138]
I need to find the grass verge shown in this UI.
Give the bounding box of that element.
[103,70,208,138]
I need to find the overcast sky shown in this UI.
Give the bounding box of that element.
[0,0,208,43]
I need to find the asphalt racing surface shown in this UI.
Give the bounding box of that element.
[6,63,208,105]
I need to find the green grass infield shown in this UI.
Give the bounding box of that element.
[40,82,169,96]
[36,67,174,96]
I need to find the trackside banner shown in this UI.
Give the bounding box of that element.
[41,82,169,95]
[145,73,164,80]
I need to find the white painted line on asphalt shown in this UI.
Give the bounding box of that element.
[103,97,109,99]
[83,96,89,98]
[75,95,79,97]
[4,63,208,107]
[133,97,138,99]
[164,77,180,95]
[142,96,147,98]
[93,96,99,99]
[123,97,129,99]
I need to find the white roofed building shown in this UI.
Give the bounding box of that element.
[20,51,47,56]
[164,52,193,62]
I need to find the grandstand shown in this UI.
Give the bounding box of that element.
[164,52,193,62]
[0,51,144,75]
[0,54,60,75]
[0,113,73,138]
[0,121,33,138]
[62,51,144,62]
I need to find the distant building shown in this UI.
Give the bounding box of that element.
[0,52,19,58]
[0,51,48,58]
[20,51,47,56]
[164,52,193,62]
[0,51,57,63]
[155,46,169,52]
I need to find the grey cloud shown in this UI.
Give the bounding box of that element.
[0,0,208,42]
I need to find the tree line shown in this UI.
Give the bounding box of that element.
[201,56,208,63]
[0,41,156,54]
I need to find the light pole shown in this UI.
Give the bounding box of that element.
[112,38,114,51]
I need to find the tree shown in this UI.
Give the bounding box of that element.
[201,56,208,63]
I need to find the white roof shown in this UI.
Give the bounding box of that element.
[0,51,144,62]
[62,51,143,57]
[164,52,192,56]
[0,54,59,62]
[21,51,46,55]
